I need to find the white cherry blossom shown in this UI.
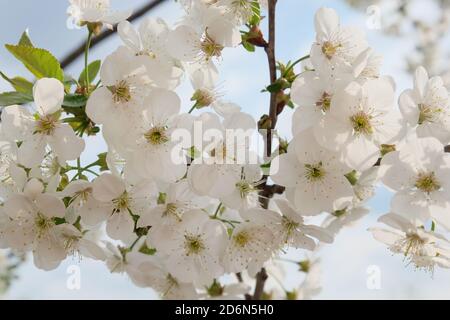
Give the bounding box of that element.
[381,136,450,229]
[1,78,85,168]
[155,210,228,286]
[1,179,66,270]
[399,66,450,143]
[271,129,354,215]
[310,7,368,73]
[316,78,404,171]
[68,0,131,29]
[370,213,450,273]
[91,173,156,241]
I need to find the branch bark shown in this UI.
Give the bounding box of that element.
[252,0,278,301]
[264,0,278,158]
[60,0,167,69]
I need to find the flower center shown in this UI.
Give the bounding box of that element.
[35,114,59,135]
[136,49,156,59]
[394,233,426,259]
[236,181,255,199]
[73,187,92,203]
[304,162,325,182]
[418,103,441,124]
[110,80,131,103]
[112,192,131,212]
[321,41,341,59]
[144,127,169,145]
[316,92,331,112]
[184,233,205,255]
[415,172,440,193]
[233,230,250,247]
[200,30,223,60]
[350,111,373,135]
[281,216,299,240]
[192,89,215,108]
[162,203,182,221]
[35,212,54,235]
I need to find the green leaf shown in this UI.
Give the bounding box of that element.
[96,152,109,171]
[62,94,88,107]
[266,82,282,93]
[5,44,64,81]
[18,31,33,47]
[52,217,66,225]
[0,71,33,93]
[249,1,261,25]
[242,39,255,52]
[0,91,33,106]
[78,60,101,86]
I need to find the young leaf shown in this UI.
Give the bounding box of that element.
[249,1,261,26]
[266,82,282,93]
[78,60,101,86]
[242,39,255,52]
[0,71,33,93]
[0,91,33,106]
[5,44,64,81]
[18,31,33,47]
[63,94,88,107]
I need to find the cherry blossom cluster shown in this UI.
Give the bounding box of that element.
[0,0,450,300]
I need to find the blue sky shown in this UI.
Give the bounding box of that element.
[1,0,450,299]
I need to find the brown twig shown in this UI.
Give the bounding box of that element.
[252,267,269,300]
[60,0,167,68]
[264,0,278,158]
[252,0,278,301]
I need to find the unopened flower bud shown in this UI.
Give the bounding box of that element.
[246,26,267,47]
[278,138,288,155]
[258,114,272,130]
[276,91,289,115]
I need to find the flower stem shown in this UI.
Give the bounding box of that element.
[213,203,222,218]
[282,54,310,77]
[84,30,93,94]
[77,157,82,179]
[188,103,197,114]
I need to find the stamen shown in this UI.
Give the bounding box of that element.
[322,41,341,59]
[35,114,59,135]
[415,172,440,193]
[200,29,223,60]
[304,162,325,182]
[233,230,250,247]
[110,80,131,103]
[350,111,373,135]
[184,233,205,255]
[144,127,169,145]
[316,92,331,112]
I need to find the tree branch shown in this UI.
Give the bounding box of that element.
[252,0,278,301]
[264,0,278,158]
[60,0,167,69]
[252,267,268,300]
